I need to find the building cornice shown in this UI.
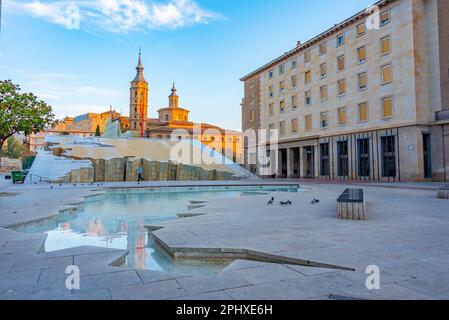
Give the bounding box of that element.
[240,0,396,81]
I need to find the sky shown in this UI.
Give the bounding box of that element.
[0,0,375,131]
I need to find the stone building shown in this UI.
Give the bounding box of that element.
[128,52,243,164]
[241,0,449,182]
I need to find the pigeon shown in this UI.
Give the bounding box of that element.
[280,201,292,206]
[267,197,275,205]
[311,198,320,205]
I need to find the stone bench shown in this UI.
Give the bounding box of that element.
[437,185,449,200]
[337,189,366,220]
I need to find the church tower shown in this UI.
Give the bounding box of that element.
[129,49,148,135]
[168,82,179,108]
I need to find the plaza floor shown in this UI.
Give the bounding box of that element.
[1,177,449,300]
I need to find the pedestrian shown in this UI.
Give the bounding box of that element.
[137,165,143,183]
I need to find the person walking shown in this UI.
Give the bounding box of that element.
[137,165,144,183]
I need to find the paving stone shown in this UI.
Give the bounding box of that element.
[231,263,304,285]
[173,290,232,300]
[136,269,184,283]
[47,246,125,258]
[397,272,449,300]
[109,280,187,300]
[177,272,251,295]
[0,270,41,290]
[66,290,112,300]
[10,255,73,273]
[2,182,449,299]
[79,270,143,292]
[285,264,338,277]
[374,283,433,300]
[0,259,15,274]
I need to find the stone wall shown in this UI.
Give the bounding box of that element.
[126,158,142,182]
[61,167,94,183]
[56,157,239,183]
[104,158,127,182]
[91,159,105,182]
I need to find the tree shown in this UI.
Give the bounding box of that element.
[95,124,101,136]
[2,136,23,159]
[0,80,55,166]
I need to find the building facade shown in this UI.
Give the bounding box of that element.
[241,0,449,182]
[128,52,243,164]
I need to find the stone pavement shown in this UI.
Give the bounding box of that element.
[1,177,449,300]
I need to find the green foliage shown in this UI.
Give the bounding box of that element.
[2,136,23,159]
[95,124,101,136]
[0,80,55,146]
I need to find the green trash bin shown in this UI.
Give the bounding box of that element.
[11,171,26,184]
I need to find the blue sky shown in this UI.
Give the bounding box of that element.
[0,0,375,130]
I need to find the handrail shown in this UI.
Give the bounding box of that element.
[28,173,52,183]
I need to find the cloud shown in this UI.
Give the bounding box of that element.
[5,0,220,33]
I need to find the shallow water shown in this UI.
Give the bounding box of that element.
[14,186,299,275]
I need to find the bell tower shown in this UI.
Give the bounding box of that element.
[130,49,148,135]
[168,82,179,108]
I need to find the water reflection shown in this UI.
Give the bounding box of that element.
[14,188,298,275]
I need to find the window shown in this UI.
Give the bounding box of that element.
[338,107,346,125]
[380,10,390,26]
[319,42,327,55]
[305,115,312,131]
[250,110,255,122]
[357,22,366,37]
[358,72,367,90]
[381,136,396,177]
[357,46,367,64]
[305,91,312,106]
[280,121,286,136]
[382,96,393,118]
[279,81,286,93]
[382,64,393,84]
[249,79,255,88]
[304,50,311,63]
[320,112,328,129]
[291,59,297,69]
[291,76,297,88]
[280,100,285,112]
[269,103,274,116]
[338,79,346,96]
[269,124,275,138]
[269,85,274,97]
[337,55,345,71]
[291,95,298,109]
[381,36,391,55]
[359,102,368,122]
[320,85,328,101]
[320,143,330,176]
[279,64,285,74]
[337,141,349,177]
[358,138,370,177]
[337,33,345,46]
[305,70,312,84]
[291,118,298,133]
[268,70,274,79]
[320,63,327,78]
[250,93,255,104]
